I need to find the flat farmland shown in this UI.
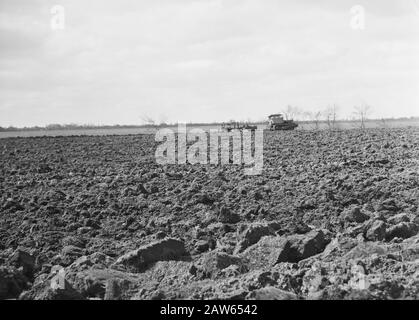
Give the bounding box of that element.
[0,127,418,299]
[1,118,419,139]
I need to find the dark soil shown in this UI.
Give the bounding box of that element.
[0,128,418,300]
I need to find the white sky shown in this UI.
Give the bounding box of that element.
[1,0,419,126]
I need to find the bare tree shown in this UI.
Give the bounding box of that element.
[140,115,156,127]
[282,105,293,120]
[282,105,302,120]
[324,104,339,130]
[331,104,338,129]
[300,111,311,130]
[380,118,387,129]
[312,111,322,130]
[323,107,331,130]
[303,111,321,130]
[282,105,292,120]
[353,104,371,130]
[293,106,304,121]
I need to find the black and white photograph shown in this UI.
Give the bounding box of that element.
[1,0,419,306]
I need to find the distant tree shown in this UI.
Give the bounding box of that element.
[353,104,371,130]
[282,105,302,120]
[380,118,388,129]
[307,111,322,130]
[140,115,156,127]
[282,105,293,120]
[324,104,339,130]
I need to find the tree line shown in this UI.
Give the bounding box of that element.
[1,107,418,132]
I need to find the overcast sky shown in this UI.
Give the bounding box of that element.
[1,0,419,126]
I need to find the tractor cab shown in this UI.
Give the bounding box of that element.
[268,114,285,126]
[268,113,298,131]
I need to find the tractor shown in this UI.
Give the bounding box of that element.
[268,114,298,130]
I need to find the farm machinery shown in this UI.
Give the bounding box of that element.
[221,121,257,132]
[268,114,298,130]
